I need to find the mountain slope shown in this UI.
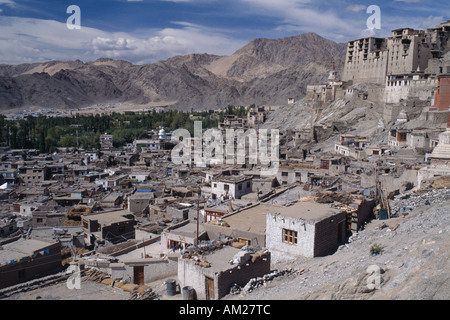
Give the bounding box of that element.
[0,33,346,112]
[206,32,346,81]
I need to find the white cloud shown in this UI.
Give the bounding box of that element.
[418,15,445,29]
[0,0,15,5]
[346,4,366,13]
[0,16,246,65]
[239,0,358,40]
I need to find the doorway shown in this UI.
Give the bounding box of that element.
[205,277,215,300]
[133,266,145,285]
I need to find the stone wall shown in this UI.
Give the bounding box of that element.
[265,212,316,261]
[313,212,347,257]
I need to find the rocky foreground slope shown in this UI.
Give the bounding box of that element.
[223,188,450,300]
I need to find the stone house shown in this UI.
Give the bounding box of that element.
[266,202,347,262]
[0,239,62,289]
[82,210,136,246]
[177,245,271,300]
[161,220,207,251]
[210,175,253,200]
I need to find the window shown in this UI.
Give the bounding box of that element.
[398,132,407,142]
[238,238,251,246]
[281,172,288,177]
[283,229,298,245]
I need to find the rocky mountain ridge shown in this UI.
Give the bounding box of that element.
[0,33,346,112]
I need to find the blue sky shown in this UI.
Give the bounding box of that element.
[0,0,448,65]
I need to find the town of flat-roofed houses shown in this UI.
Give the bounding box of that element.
[1,21,450,301]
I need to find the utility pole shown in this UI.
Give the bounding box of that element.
[196,195,200,247]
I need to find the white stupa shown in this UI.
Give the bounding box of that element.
[418,126,450,188]
[327,64,339,85]
[396,109,408,123]
[429,128,450,165]
[158,127,166,141]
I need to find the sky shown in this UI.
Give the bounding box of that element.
[0,0,448,65]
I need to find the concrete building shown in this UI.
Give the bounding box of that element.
[0,219,18,238]
[247,107,266,128]
[127,192,158,214]
[384,73,437,104]
[100,133,113,151]
[434,75,450,111]
[334,134,371,158]
[266,202,347,262]
[82,210,136,246]
[161,220,207,251]
[306,65,347,105]
[166,203,193,221]
[110,256,178,286]
[0,239,62,289]
[204,203,270,247]
[0,169,19,185]
[343,37,389,84]
[18,166,50,186]
[210,175,253,200]
[177,245,271,300]
[388,127,410,148]
[100,192,124,209]
[277,165,321,186]
[343,21,450,85]
[128,171,150,183]
[218,115,248,130]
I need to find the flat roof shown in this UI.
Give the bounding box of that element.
[82,210,133,225]
[221,203,273,235]
[205,246,242,272]
[215,175,252,184]
[0,239,57,263]
[267,202,344,222]
[129,193,156,199]
[220,202,344,234]
[167,222,204,238]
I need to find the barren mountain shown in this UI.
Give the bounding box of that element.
[0,33,346,112]
[206,32,345,81]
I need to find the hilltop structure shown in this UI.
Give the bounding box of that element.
[304,21,450,126]
[343,21,450,85]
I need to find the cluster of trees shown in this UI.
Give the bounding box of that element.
[1,105,251,153]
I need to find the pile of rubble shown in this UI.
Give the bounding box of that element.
[0,271,71,299]
[229,268,305,295]
[391,188,449,217]
[83,269,111,283]
[83,269,158,300]
[315,191,355,205]
[182,239,233,258]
